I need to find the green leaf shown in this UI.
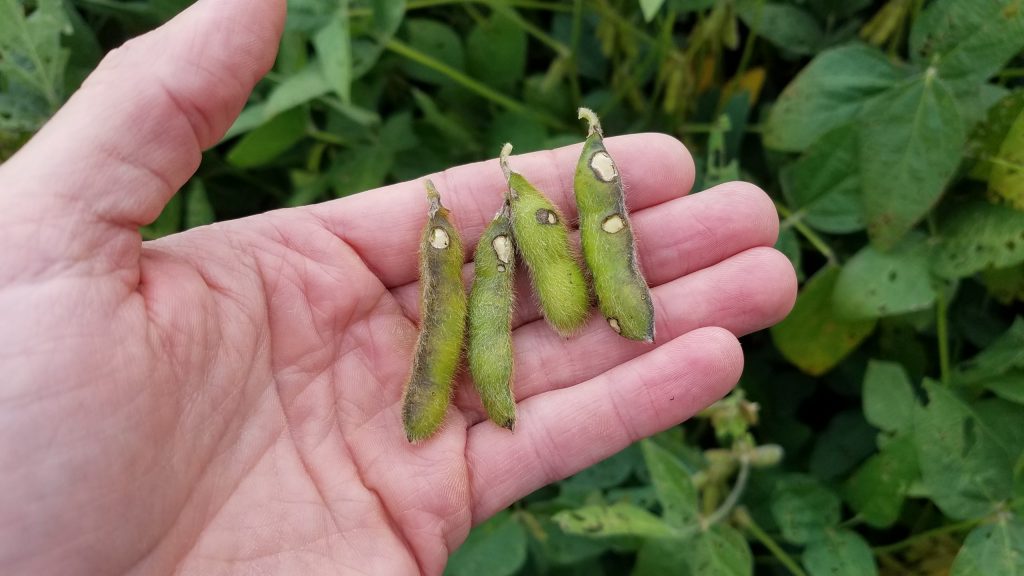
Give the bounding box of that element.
[771,266,877,376]
[632,537,694,575]
[983,264,1024,304]
[843,434,919,528]
[553,503,681,539]
[330,145,393,197]
[639,0,667,22]
[737,1,823,56]
[771,474,842,544]
[967,90,1024,182]
[809,410,877,480]
[467,11,527,93]
[990,105,1024,211]
[910,0,1024,93]
[979,371,1024,405]
[0,0,70,111]
[371,0,405,37]
[140,190,182,240]
[956,318,1024,385]
[951,516,1024,576]
[863,360,916,434]
[487,110,547,154]
[763,43,905,152]
[400,18,465,86]
[184,179,215,229]
[640,440,699,531]
[690,524,752,576]
[860,73,965,249]
[833,232,936,319]
[774,228,804,282]
[445,511,527,576]
[227,107,307,168]
[264,64,331,119]
[314,5,352,102]
[934,200,1024,278]
[780,124,864,234]
[563,445,641,492]
[914,379,1016,519]
[803,529,878,576]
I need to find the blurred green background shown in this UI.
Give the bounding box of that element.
[3,0,1024,574]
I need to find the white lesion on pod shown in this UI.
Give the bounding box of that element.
[430,227,450,249]
[607,317,621,333]
[492,234,513,264]
[602,214,625,234]
[535,209,558,225]
[590,151,618,182]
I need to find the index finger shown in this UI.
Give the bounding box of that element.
[308,133,695,288]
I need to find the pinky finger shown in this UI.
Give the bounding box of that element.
[464,326,743,523]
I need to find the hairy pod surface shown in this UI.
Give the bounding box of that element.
[502,145,591,337]
[402,181,468,443]
[467,206,517,430]
[574,108,655,342]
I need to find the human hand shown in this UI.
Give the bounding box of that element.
[0,0,796,574]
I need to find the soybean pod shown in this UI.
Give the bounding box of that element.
[574,108,655,342]
[467,204,517,430]
[402,180,468,443]
[501,143,590,337]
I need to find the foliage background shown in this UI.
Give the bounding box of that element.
[3,0,1024,574]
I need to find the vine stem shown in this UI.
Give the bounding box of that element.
[703,456,751,528]
[872,517,981,555]
[775,202,838,266]
[735,508,809,576]
[937,289,951,385]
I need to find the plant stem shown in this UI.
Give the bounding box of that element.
[775,202,838,266]
[704,456,751,528]
[735,0,763,78]
[872,517,981,555]
[736,509,809,576]
[936,289,951,385]
[384,38,567,130]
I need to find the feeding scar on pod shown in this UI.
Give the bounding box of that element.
[590,151,617,182]
[430,228,450,249]
[492,235,513,264]
[602,214,625,234]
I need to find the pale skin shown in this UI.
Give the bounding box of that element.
[0,0,797,574]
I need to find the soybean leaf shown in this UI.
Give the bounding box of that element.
[563,444,642,492]
[775,228,804,282]
[184,179,215,229]
[914,379,1016,520]
[806,0,872,20]
[910,0,1024,93]
[990,105,1024,210]
[934,200,1024,279]
[983,264,1024,304]
[955,318,1024,384]
[809,411,877,480]
[227,107,307,168]
[632,537,694,575]
[779,123,864,234]
[860,73,965,250]
[528,515,607,567]
[966,90,1024,182]
[690,524,752,576]
[950,516,1024,576]
[553,503,681,539]
[833,232,936,319]
[140,191,182,240]
[803,529,878,576]
[843,435,919,528]
[978,371,1024,405]
[264,64,331,120]
[330,145,393,197]
[771,474,842,544]
[639,0,666,22]
[640,440,699,531]
[771,266,877,376]
[667,0,716,12]
[370,0,404,37]
[445,511,527,576]
[0,0,70,112]
[313,5,352,102]
[487,111,547,155]
[400,18,464,86]
[467,11,526,93]
[763,43,905,152]
[862,360,916,434]
[737,1,823,56]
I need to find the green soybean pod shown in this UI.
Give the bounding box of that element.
[402,180,468,443]
[574,108,655,342]
[467,204,517,430]
[501,143,590,337]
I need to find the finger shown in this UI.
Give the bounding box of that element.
[465,327,743,523]
[454,246,796,418]
[310,133,695,288]
[389,181,779,327]
[0,0,284,265]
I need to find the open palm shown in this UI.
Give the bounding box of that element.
[0,0,795,574]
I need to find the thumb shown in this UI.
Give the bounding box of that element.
[0,0,285,278]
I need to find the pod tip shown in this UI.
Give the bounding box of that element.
[577,107,603,138]
[425,179,446,217]
[499,143,513,181]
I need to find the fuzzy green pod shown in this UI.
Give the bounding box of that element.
[402,180,468,443]
[467,204,517,430]
[501,144,590,337]
[574,108,655,342]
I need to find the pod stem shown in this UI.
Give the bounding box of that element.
[577,107,603,138]
[425,179,447,218]
[499,142,518,201]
